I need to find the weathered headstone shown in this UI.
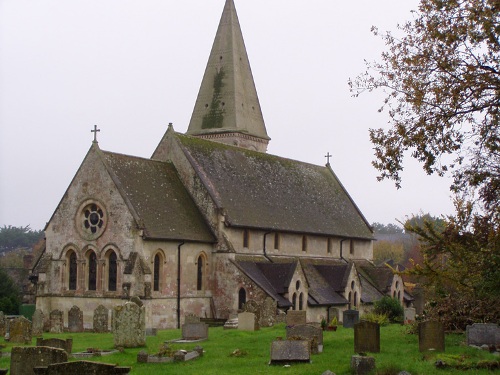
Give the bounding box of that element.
[238,312,259,331]
[354,321,380,353]
[343,310,360,328]
[404,308,416,324]
[244,300,261,326]
[418,321,445,352]
[351,355,376,375]
[32,309,45,336]
[49,310,64,334]
[260,297,277,327]
[270,340,310,364]
[10,346,68,375]
[9,316,32,344]
[68,305,84,333]
[286,310,306,326]
[184,314,200,324]
[182,322,208,340]
[93,305,109,333]
[328,307,340,322]
[286,324,323,354]
[0,312,6,337]
[466,323,500,347]
[32,360,131,374]
[36,338,73,353]
[112,302,146,348]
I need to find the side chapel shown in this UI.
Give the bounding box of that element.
[31,0,408,329]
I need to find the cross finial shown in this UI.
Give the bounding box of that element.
[91,125,100,143]
[325,152,332,165]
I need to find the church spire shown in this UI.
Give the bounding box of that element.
[186,0,270,152]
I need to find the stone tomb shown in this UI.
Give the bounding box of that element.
[32,360,131,374]
[68,305,84,333]
[270,340,310,365]
[93,305,109,333]
[182,322,209,341]
[343,310,360,328]
[286,310,306,326]
[404,307,416,323]
[466,323,500,347]
[286,324,323,354]
[354,321,380,353]
[49,310,64,334]
[8,316,32,344]
[418,321,445,352]
[112,302,146,348]
[238,312,259,331]
[36,338,73,353]
[11,346,68,375]
[32,309,45,336]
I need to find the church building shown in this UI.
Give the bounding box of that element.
[31,0,406,329]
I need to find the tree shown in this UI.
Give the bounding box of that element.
[0,225,43,252]
[350,0,499,217]
[373,240,405,264]
[0,268,20,314]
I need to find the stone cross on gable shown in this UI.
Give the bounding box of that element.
[325,152,332,165]
[91,125,100,143]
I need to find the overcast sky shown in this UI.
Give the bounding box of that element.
[0,0,455,231]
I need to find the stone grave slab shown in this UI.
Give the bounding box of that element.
[343,310,360,328]
[286,310,306,326]
[11,346,68,375]
[404,308,416,323]
[418,321,445,352]
[49,310,64,334]
[182,322,208,340]
[112,302,146,348]
[68,305,83,333]
[8,316,32,344]
[238,312,259,331]
[286,324,323,354]
[466,323,500,346]
[36,338,73,353]
[354,321,380,353]
[93,305,109,333]
[32,309,45,336]
[32,360,131,374]
[351,355,376,375]
[270,340,310,364]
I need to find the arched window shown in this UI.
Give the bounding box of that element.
[398,290,401,301]
[88,251,97,291]
[354,291,358,307]
[299,293,304,310]
[292,293,297,310]
[274,233,280,250]
[243,229,250,248]
[108,251,117,292]
[393,291,397,298]
[351,280,355,289]
[68,251,77,291]
[238,288,246,310]
[197,255,204,291]
[153,253,161,292]
[348,292,352,306]
[302,236,307,252]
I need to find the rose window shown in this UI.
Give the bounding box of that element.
[83,204,105,234]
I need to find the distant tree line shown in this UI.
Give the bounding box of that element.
[0,225,43,252]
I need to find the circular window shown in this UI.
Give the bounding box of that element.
[77,201,107,240]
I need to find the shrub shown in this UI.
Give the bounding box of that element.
[373,296,403,323]
[361,312,389,326]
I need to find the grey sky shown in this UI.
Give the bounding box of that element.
[0,0,454,231]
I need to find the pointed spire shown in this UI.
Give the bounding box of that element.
[186,0,270,152]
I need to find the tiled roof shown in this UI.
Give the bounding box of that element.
[355,260,394,293]
[300,261,348,306]
[101,150,215,243]
[176,134,373,239]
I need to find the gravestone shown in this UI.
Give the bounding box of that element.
[112,302,146,348]
[93,305,109,333]
[184,314,200,324]
[354,321,380,353]
[418,321,445,352]
[9,316,32,344]
[343,310,360,328]
[10,346,68,375]
[328,307,340,322]
[244,300,261,326]
[466,323,500,346]
[404,308,416,323]
[270,340,310,364]
[182,322,208,340]
[0,312,6,337]
[286,324,323,354]
[32,309,45,336]
[238,312,259,331]
[286,310,306,326]
[36,338,73,353]
[49,310,64,334]
[351,355,376,375]
[32,360,131,374]
[260,297,277,327]
[68,305,84,333]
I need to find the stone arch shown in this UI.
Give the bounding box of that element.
[103,247,119,292]
[65,248,78,291]
[196,252,208,291]
[292,292,297,310]
[238,287,247,310]
[151,249,166,292]
[299,292,304,310]
[84,247,98,291]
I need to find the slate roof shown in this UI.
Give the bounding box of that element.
[300,261,348,306]
[355,260,394,293]
[176,133,373,239]
[101,150,215,243]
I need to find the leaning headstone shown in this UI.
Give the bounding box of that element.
[286,310,306,326]
[286,324,323,354]
[260,297,277,327]
[0,312,6,337]
[9,316,32,344]
[184,314,200,324]
[418,321,445,352]
[238,312,259,331]
[10,346,68,375]
[36,338,73,353]
[68,306,84,333]
[343,310,360,328]
[466,323,500,347]
[32,360,131,374]
[182,322,208,340]
[351,355,376,375]
[270,340,310,364]
[93,305,109,333]
[32,309,45,336]
[404,308,416,324]
[49,310,64,334]
[354,321,380,353]
[112,302,146,348]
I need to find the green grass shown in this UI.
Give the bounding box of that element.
[0,324,498,374]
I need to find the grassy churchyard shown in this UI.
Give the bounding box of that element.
[1,323,498,374]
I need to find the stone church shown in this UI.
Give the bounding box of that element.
[31,0,407,329]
